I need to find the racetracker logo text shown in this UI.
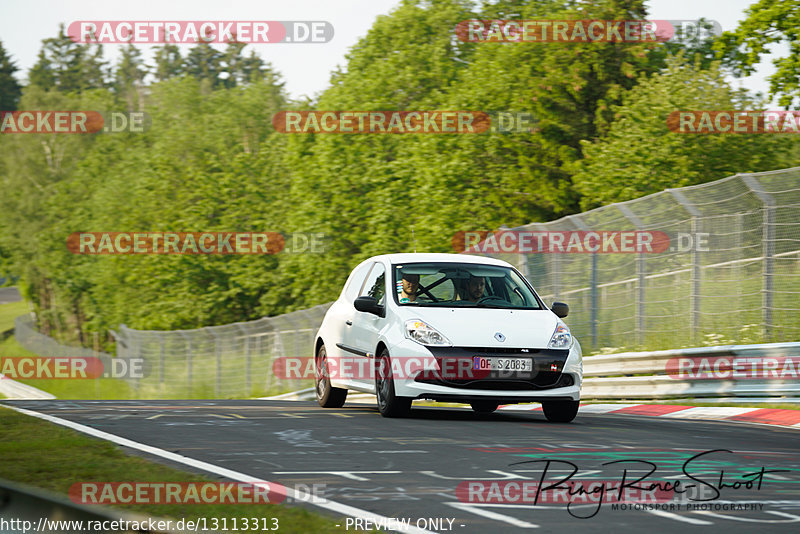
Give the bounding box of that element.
[452,230,671,254]
[67,232,285,254]
[454,20,720,43]
[668,111,800,133]
[67,21,333,43]
[0,357,147,379]
[273,356,523,380]
[1,111,149,134]
[69,482,286,504]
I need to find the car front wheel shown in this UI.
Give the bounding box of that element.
[541,400,579,422]
[315,344,347,408]
[375,349,412,418]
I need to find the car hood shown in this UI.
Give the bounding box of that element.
[400,307,562,348]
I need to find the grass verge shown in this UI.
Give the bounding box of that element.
[0,406,347,532]
[0,299,28,332]
[0,336,133,399]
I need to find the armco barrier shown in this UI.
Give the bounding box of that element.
[582,342,800,399]
[0,478,179,534]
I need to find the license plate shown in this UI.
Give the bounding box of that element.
[473,356,532,372]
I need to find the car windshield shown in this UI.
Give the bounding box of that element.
[393,262,543,309]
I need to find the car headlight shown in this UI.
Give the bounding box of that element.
[548,322,572,349]
[405,319,452,346]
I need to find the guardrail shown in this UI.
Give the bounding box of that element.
[0,478,184,534]
[582,342,800,400]
[12,308,799,401]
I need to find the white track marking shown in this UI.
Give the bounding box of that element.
[665,407,757,419]
[571,404,642,413]
[446,502,539,528]
[272,471,401,481]
[644,509,713,525]
[694,510,800,523]
[6,405,436,534]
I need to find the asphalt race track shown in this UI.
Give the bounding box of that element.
[3,399,800,533]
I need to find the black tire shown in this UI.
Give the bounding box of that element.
[375,349,412,417]
[470,401,499,414]
[315,344,347,408]
[541,400,580,422]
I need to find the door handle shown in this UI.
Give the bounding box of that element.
[345,320,353,326]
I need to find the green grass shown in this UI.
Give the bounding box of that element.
[557,258,800,355]
[0,406,348,532]
[0,299,28,333]
[0,336,133,399]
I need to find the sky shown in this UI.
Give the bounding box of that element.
[0,0,783,102]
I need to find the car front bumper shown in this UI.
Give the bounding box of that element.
[388,338,583,403]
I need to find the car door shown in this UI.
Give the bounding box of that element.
[347,262,388,389]
[327,261,372,385]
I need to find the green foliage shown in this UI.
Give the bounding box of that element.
[28,24,109,92]
[1,1,796,345]
[714,0,800,108]
[0,39,22,110]
[571,54,797,209]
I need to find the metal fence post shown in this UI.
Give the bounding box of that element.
[568,215,597,348]
[669,189,703,343]
[180,332,192,397]
[616,204,647,346]
[236,324,251,396]
[159,334,165,387]
[742,174,776,341]
[206,328,221,397]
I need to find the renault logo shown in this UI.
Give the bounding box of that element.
[494,332,506,342]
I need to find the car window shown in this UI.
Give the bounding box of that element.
[343,261,374,302]
[393,262,542,309]
[359,262,386,306]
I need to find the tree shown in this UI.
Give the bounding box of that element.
[184,43,222,87]
[153,44,182,81]
[28,24,108,92]
[571,55,795,209]
[715,0,800,108]
[0,40,22,110]
[115,44,147,109]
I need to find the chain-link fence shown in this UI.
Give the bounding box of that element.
[13,167,800,398]
[112,303,331,398]
[481,167,800,353]
[15,315,113,361]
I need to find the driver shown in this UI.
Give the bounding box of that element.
[464,275,486,302]
[398,272,420,303]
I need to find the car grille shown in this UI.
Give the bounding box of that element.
[416,347,572,391]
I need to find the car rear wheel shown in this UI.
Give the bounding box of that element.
[375,349,412,418]
[470,401,499,414]
[315,344,347,408]
[541,400,579,422]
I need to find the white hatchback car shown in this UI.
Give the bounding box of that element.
[313,253,582,421]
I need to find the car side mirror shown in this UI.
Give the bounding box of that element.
[354,296,385,317]
[551,302,569,318]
